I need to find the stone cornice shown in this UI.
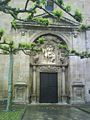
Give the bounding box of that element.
[16,21,79,31]
[30,63,68,67]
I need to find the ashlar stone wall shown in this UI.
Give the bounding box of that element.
[0,0,90,103]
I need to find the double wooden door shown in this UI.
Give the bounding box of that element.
[40,72,58,103]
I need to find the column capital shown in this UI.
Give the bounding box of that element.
[62,66,65,72]
[33,66,36,71]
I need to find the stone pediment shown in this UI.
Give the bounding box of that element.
[53,17,79,27]
[40,13,80,28]
[16,13,80,30]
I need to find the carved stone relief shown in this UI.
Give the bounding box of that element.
[14,82,27,102]
[42,44,56,64]
[38,65,61,72]
[30,35,68,66]
[73,86,85,103]
[16,87,25,100]
[33,54,39,64]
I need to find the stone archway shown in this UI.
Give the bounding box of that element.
[29,31,71,48]
[30,34,69,104]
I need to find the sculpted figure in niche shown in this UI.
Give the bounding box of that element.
[43,45,56,63]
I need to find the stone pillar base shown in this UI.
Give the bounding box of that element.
[62,95,67,103]
[31,94,36,103]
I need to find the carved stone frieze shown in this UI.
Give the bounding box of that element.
[38,65,61,72]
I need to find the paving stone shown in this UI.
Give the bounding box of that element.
[22,105,90,120]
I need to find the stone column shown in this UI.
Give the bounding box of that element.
[62,66,67,103]
[58,68,62,103]
[32,65,36,103]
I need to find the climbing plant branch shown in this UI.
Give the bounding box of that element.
[0,0,83,22]
[58,43,90,59]
[0,32,45,111]
[25,0,30,10]
[51,0,74,18]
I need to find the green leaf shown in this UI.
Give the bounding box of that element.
[53,9,63,18]
[3,34,13,44]
[19,42,36,50]
[0,44,9,51]
[74,9,83,22]
[65,5,71,13]
[0,28,4,39]
[34,17,49,26]
[11,19,17,30]
[58,44,67,50]
[3,51,9,54]
[57,0,64,6]
[70,49,76,54]
[79,24,87,31]
[37,37,45,44]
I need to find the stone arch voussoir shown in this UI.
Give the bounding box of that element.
[29,31,71,49]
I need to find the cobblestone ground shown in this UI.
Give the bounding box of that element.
[22,105,90,120]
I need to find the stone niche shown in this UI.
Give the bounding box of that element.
[14,81,27,103]
[72,82,85,104]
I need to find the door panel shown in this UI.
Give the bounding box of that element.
[40,72,58,103]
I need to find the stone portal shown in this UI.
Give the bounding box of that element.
[30,34,69,104]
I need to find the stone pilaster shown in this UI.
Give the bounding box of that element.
[62,66,67,103]
[32,66,37,103]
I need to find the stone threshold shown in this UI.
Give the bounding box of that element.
[29,103,69,106]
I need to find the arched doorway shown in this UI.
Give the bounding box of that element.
[30,34,69,103]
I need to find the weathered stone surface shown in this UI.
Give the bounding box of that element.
[22,105,90,120]
[0,0,90,104]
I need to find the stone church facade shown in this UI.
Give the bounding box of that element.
[0,0,90,104]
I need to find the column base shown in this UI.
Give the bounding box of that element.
[31,94,36,103]
[62,95,68,104]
